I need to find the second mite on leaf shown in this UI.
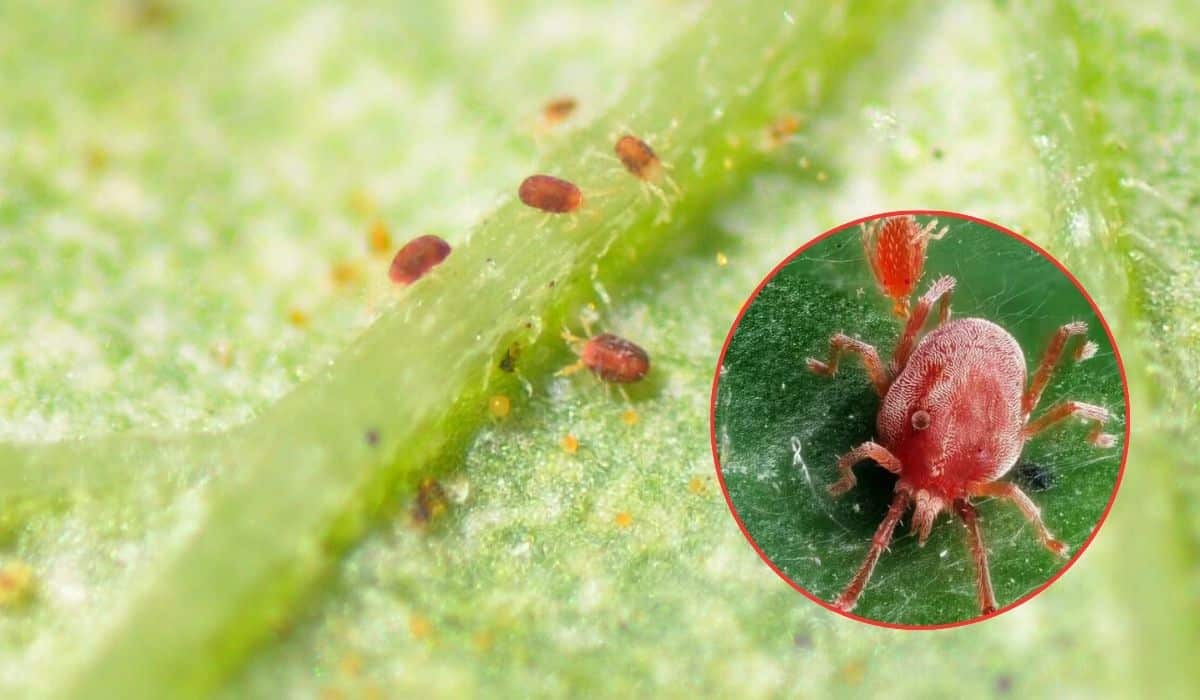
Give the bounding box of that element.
[389,235,451,285]
[518,174,582,213]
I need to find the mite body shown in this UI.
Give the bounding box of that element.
[807,216,1116,616]
[389,235,451,285]
[559,330,650,384]
[580,333,650,383]
[541,97,578,127]
[615,135,663,181]
[518,174,582,213]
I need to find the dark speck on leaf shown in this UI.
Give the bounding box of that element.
[932,147,945,159]
[365,429,380,446]
[793,632,813,650]
[1013,461,1055,492]
[499,342,521,373]
[995,674,1013,694]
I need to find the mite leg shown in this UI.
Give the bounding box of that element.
[971,481,1068,557]
[1024,399,1115,447]
[1023,321,1089,415]
[834,490,911,612]
[890,275,955,373]
[806,333,891,396]
[955,499,999,616]
[827,441,904,497]
[920,217,949,241]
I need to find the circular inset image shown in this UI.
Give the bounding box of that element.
[710,211,1129,628]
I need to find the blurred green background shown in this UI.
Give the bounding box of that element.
[717,218,1124,625]
[0,1,1197,698]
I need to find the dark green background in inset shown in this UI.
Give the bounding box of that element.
[714,216,1126,626]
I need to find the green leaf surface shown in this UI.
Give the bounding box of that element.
[1,0,1198,698]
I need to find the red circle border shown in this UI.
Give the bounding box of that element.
[707,209,1133,631]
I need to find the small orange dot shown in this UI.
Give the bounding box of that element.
[472,630,494,651]
[210,341,233,368]
[621,409,640,426]
[338,653,363,677]
[287,308,310,328]
[0,561,35,607]
[561,434,579,454]
[330,261,361,286]
[367,220,392,255]
[349,188,377,217]
[688,476,705,495]
[614,511,633,528]
[489,395,511,419]
[409,614,433,640]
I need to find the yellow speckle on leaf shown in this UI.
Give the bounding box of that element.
[367,220,391,255]
[210,341,233,368]
[561,434,579,454]
[621,409,640,426]
[715,252,728,267]
[349,188,378,217]
[723,156,733,170]
[489,395,511,419]
[816,170,828,182]
[799,156,810,169]
[839,659,866,686]
[287,308,310,328]
[330,261,361,287]
[688,476,706,495]
[337,653,362,677]
[472,630,494,652]
[614,511,634,528]
[409,614,434,640]
[0,560,35,607]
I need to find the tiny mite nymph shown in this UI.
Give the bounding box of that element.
[861,215,946,318]
[559,330,650,384]
[541,97,578,126]
[807,215,1116,616]
[389,235,451,285]
[518,174,582,214]
[614,135,663,181]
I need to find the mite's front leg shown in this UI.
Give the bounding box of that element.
[890,275,955,373]
[806,333,891,396]
[971,481,1068,557]
[1024,400,1115,448]
[828,441,904,497]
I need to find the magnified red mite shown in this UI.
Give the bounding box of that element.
[519,174,582,213]
[862,215,945,318]
[614,135,662,180]
[389,235,451,285]
[806,215,1117,617]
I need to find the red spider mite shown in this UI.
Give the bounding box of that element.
[861,215,947,318]
[518,174,582,213]
[803,215,1117,616]
[558,325,650,384]
[541,97,578,126]
[615,135,663,181]
[389,235,451,285]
